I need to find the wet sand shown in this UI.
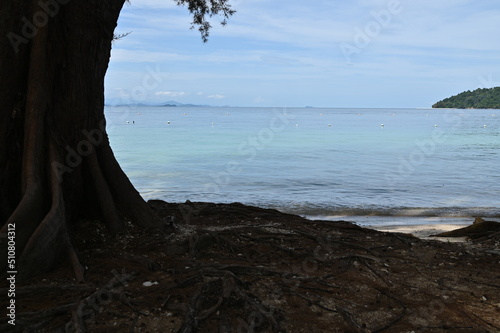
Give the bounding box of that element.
[368,223,469,242]
[307,215,473,241]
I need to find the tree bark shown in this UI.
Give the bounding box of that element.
[0,0,160,280]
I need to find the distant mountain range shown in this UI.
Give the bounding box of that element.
[105,100,214,107]
[160,100,213,107]
[433,87,500,109]
[105,100,316,108]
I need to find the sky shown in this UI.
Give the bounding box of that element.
[105,0,500,108]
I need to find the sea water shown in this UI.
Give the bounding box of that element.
[105,106,500,226]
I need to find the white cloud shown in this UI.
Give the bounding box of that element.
[207,94,225,99]
[110,49,190,63]
[108,0,500,107]
[253,96,265,103]
[155,91,187,97]
[124,0,178,9]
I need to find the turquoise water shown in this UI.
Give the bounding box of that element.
[105,106,500,224]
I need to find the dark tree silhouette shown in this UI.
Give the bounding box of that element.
[0,0,234,280]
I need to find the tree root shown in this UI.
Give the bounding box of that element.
[0,303,77,333]
[290,291,339,313]
[1,134,168,280]
[372,288,407,333]
[0,15,50,275]
[337,307,369,333]
[96,139,160,229]
[66,270,137,332]
[86,149,124,233]
[0,283,92,296]
[166,268,283,332]
[119,253,161,271]
[18,140,75,280]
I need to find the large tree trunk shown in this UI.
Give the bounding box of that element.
[0,0,161,281]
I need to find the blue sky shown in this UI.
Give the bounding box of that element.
[105,0,500,108]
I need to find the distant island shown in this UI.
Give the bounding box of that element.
[433,87,500,109]
[161,100,212,107]
[106,100,214,108]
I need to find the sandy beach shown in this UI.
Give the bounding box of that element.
[368,223,469,242]
[307,215,474,241]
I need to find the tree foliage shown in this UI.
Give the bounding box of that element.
[432,87,500,109]
[176,0,236,42]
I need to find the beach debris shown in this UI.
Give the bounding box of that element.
[474,217,485,224]
[484,249,500,256]
[430,219,500,239]
[142,281,159,287]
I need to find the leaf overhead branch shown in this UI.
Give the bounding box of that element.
[176,0,236,42]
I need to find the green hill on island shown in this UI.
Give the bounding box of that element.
[433,87,500,109]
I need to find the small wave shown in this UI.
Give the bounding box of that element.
[274,205,500,219]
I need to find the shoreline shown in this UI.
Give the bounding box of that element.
[367,223,469,241]
[305,215,474,241]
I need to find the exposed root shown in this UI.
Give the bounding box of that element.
[372,288,407,333]
[86,149,124,233]
[18,140,73,279]
[3,201,500,332]
[170,269,283,332]
[0,303,78,333]
[66,270,137,332]
[0,15,51,271]
[68,245,86,283]
[0,283,92,296]
[97,139,161,229]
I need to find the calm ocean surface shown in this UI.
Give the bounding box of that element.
[105,106,500,226]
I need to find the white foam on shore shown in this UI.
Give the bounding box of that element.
[368,224,469,242]
[306,215,472,227]
[306,215,472,241]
